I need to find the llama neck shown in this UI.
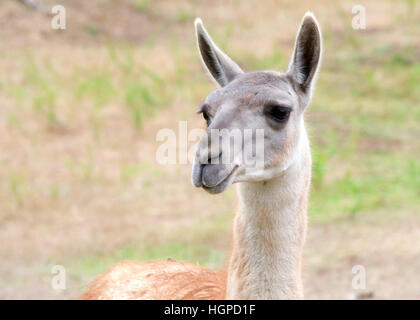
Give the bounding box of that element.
[226,144,311,300]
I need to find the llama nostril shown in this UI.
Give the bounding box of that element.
[208,152,222,165]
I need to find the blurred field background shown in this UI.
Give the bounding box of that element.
[0,0,419,299]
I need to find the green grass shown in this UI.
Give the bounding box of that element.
[306,40,420,221]
[9,170,28,206]
[131,0,151,13]
[176,9,194,23]
[310,152,420,221]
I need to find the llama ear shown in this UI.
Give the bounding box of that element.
[195,18,244,87]
[287,12,322,99]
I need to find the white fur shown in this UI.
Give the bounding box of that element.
[226,126,311,299]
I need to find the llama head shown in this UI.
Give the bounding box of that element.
[192,13,322,194]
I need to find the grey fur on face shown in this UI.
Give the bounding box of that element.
[192,13,322,194]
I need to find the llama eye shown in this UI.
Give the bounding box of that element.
[264,105,292,123]
[198,103,212,126]
[202,111,211,126]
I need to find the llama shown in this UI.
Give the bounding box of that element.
[80,12,322,300]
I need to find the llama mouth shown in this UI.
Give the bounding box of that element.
[202,165,238,194]
[191,161,238,194]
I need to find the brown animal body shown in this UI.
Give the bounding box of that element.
[80,260,226,300]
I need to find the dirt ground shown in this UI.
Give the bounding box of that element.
[0,0,419,299]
